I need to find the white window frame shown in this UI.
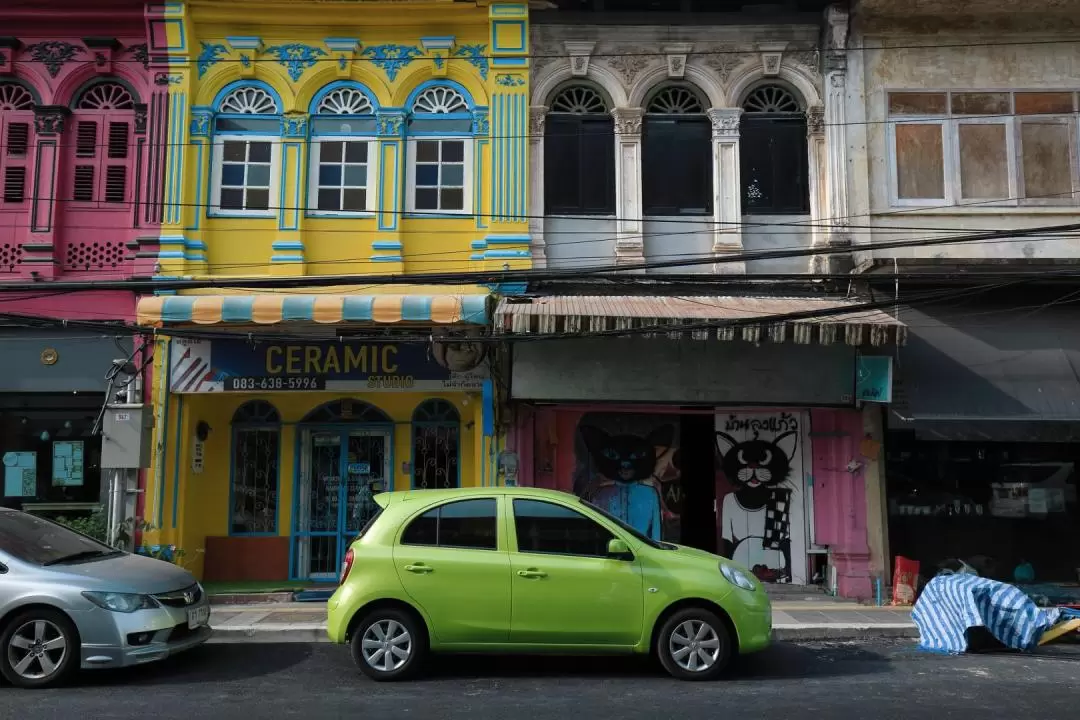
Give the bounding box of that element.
[952,116,1018,207]
[307,137,378,217]
[405,136,473,215]
[1015,114,1079,207]
[209,135,281,218]
[887,117,950,208]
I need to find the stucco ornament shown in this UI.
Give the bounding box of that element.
[25,41,82,78]
[362,45,422,82]
[265,43,328,82]
[453,44,490,79]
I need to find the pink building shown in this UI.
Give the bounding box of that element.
[0,1,159,519]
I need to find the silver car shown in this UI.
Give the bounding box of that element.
[0,508,212,688]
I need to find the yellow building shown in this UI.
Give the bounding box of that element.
[138,0,530,582]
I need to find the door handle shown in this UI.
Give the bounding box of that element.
[517,569,547,579]
[404,564,434,574]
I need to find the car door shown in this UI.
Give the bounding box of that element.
[508,498,644,647]
[393,497,511,645]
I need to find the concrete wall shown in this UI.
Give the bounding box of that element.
[742,214,814,274]
[643,217,714,275]
[847,9,1080,264]
[544,215,617,269]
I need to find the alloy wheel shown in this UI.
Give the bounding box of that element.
[6,620,68,681]
[668,619,721,672]
[360,619,413,673]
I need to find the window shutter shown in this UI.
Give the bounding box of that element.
[3,167,25,203]
[6,123,29,157]
[73,121,99,202]
[103,121,130,204]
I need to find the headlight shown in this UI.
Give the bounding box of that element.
[82,591,159,613]
[720,563,756,591]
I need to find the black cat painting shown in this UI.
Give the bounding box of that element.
[715,428,798,583]
[577,424,671,541]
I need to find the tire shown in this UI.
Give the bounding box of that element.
[350,608,427,681]
[0,609,79,689]
[655,608,732,681]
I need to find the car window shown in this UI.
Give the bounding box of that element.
[582,499,666,550]
[0,511,119,566]
[513,499,614,558]
[400,498,497,551]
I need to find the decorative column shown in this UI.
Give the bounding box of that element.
[178,104,213,275]
[806,105,828,273]
[24,106,70,278]
[707,108,744,274]
[528,106,547,268]
[271,112,308,276]
[823,3,852,273]
[373,110,406,274]
[611,107,644,266]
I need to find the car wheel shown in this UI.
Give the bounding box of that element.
[0,609,79,689]
[350,608,427,681]
[656,608,732,681]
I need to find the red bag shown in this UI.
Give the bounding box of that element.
[892,556,920,605]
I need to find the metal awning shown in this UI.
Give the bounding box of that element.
[137,293,489,327]
[494,295,907,347]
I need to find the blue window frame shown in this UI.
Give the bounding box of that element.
[405,81,475,215]
[230,400,282,536]
[308,82,379,216]
[209,82,283,217]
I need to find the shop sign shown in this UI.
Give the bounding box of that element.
[168,338,487,394]
[856,355,893,403]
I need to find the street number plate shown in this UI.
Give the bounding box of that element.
[187,605,210,629]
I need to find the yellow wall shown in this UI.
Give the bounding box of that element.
[151,0,532,283]
[143,348,486,579]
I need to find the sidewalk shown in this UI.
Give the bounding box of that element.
[206,601,918,644]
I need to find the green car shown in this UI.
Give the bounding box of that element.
[327,487,771,681]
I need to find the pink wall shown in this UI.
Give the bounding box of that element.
[0,0,164,284]
[509,403,876,598]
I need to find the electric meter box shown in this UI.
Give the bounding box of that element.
[101,404,154,469]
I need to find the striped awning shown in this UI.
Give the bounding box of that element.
[495,295,907,347]
[137,294,489,327]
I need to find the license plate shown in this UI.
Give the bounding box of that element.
[187,605,210,630]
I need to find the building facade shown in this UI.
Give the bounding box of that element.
[137,0,531,582]
[0,0,158,520]
[847,0,1080,592]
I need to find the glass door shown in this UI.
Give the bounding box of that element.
[293,427,391,581]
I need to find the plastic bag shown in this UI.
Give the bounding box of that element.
[893,555,920,605]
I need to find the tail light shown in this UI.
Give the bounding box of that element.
[340,548,355,585]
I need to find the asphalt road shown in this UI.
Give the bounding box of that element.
[3,640,1080,719]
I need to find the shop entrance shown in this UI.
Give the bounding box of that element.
[293,425,391,581]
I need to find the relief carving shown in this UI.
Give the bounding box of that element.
[603,46,656,86]
[612,107,643,136]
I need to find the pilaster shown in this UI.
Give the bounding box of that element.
[527,105,547,268]
[806,105,828,273]
[823,3,852,274]
[611,107,644,266]
[24,106,70,278]
[271,112,309,276]
[707,108,744,274]
[488,3,529,237]
[373,109,406,275]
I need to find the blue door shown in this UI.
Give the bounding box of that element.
[292,427,390,580]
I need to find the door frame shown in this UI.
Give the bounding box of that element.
[289,423,395,581]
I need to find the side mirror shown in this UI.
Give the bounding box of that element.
[607,538,632,560]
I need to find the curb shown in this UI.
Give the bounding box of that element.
[207,623,920,644]
[772,623,920,641]
[208,624,330,643]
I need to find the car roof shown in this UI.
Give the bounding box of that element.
[383,486,579,505]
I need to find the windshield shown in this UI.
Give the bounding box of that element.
[0,511,120,566]
[581,500,668,550]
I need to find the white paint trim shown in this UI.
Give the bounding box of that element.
[306,137,378,216]
[404,136,474,215]
[208,134,281,218]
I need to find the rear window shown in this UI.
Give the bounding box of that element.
[351,506,384,545]
[0,511,114,565]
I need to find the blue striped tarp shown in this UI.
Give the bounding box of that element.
[913,574,1062,654]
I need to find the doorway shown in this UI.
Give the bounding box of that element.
[292,427,391,580]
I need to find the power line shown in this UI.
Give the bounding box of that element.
[4,219,1080,294]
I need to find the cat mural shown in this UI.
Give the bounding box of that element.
[577,424,672,541]
[715,421,799,583]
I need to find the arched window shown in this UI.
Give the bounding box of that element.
[231,401,281,535]
[69,80,138,208]
[545,84,615,215]
[211,83,282,216]
[309,83,378,216]
[740,84,809,214]
[406,83,474,214]
[300,399,391,424]
[643,84,712,216]
[412,399,460,489]
[0,81,36,210]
